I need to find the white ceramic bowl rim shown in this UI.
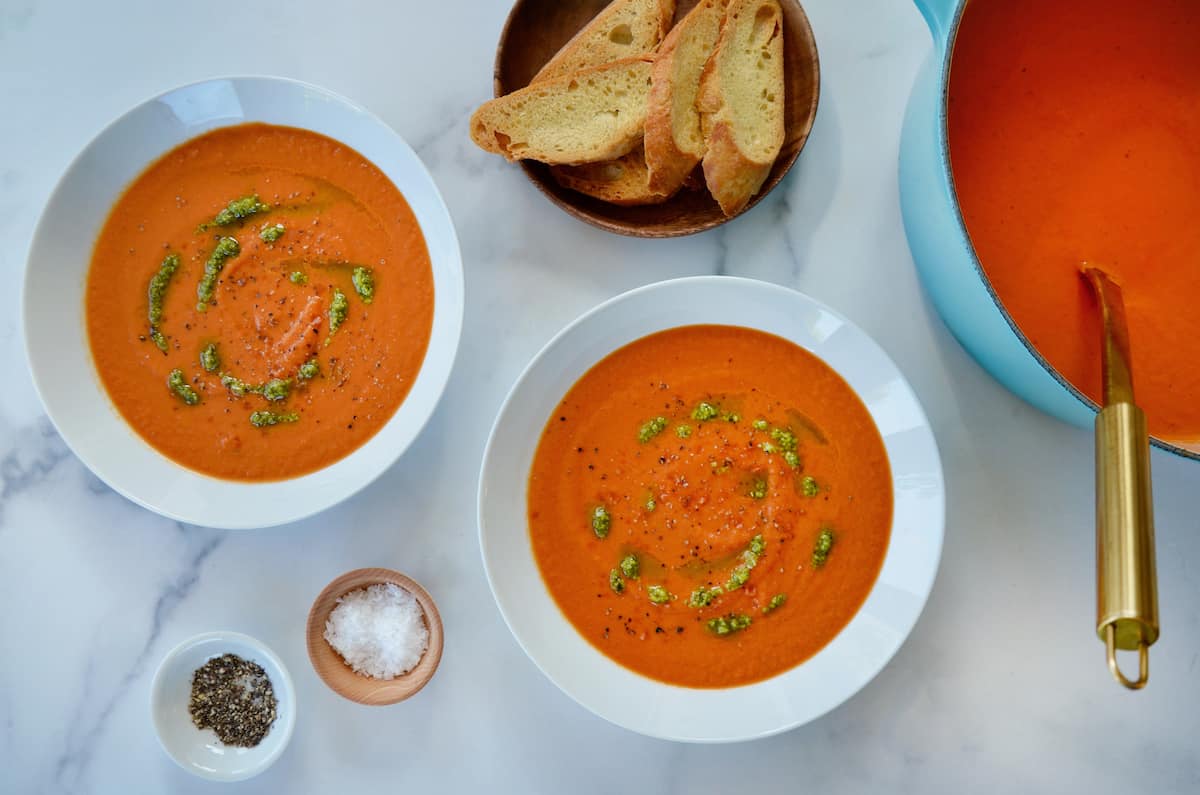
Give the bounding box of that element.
[477,276,946,742]
[150,630,297,782]
[22,75,465,528]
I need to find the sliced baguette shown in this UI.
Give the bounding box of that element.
[533,0,676,83]
[645,0,728,195]
[552,147,671,206]
[470,57,654,165]
[536,0,676,202]
[697,0,785,216]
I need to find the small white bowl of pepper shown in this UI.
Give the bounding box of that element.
[150,631,296,782]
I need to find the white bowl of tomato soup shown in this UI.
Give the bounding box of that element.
[22,77,463,528]
[478,276,944,742]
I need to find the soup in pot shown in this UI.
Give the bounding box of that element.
[948,0,1200,444]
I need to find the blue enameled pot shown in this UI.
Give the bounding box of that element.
[898,0,1197,460]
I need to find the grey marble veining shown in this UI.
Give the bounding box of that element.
[2,1,1199,793]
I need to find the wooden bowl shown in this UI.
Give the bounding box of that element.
[493,0,820,237]
[306,568,444,706]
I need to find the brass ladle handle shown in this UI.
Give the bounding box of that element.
[1084,266,1159,690]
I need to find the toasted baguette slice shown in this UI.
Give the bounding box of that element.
[533,0,676,83]
[553,147,671,206]
[538,0,675,197]
[697,0,785,216]
[645,0,728,195]
[471,58,654,165]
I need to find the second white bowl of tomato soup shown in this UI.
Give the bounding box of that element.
[22,77,463,528]
[478,276,944,741]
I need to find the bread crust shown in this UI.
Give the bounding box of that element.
[645,0,727,195]
[697,0,785,216]
[533,0,676,83]
[553,147,672,206]
[700,122,772,215]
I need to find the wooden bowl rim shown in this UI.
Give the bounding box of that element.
[491,0,821,238]
[306,567,445,706]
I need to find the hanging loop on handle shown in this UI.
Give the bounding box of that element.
[1105,623,1148,690]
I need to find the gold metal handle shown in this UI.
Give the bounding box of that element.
[1095,403,1158,690]
[1083,266,1159,690]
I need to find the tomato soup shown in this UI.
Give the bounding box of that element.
[86,123,434,480]
[527,326,893,688]
[948,0,1200,442]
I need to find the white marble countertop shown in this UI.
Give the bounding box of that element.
[2,1,1198,792]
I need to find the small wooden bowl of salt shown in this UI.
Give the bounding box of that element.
[306,568,444,705]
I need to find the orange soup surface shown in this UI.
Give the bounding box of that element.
[86,123,434,481]
[949,0,1200,443]
[527,325,893,688]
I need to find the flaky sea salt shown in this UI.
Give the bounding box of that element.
[324,583,429,680]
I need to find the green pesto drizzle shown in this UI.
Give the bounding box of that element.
[675,424,693,439]
[637,416,668,444]
[289,271,308,285]
[196,236,240,311]
[812,527,835,568]
[249,410,299,428]
[326,289,348,343]
[220,374,255,397]
[259,223,285,243]
[619,554,640,579]
[200,195,269,230]
[706,613,752,636]
[260,378,291,402]
[219,373,291,401]
[725,565,751,591]
[147,253,181,352]
[351,266,375,304]
[687,585,722,608]
[726,535,765,590]
[609,569,625,594]
[591,505,611,539]
[748,476,768,500]
[691,402,719,421]
[770,427,798,451]
[772,427,802,470]
[647,585,671,605]
[801,476,819,497]
[297,358,320,380]
[757,425,801,469]
[199,343,220,373]
[167,369,199,405]
[762,594,787,614]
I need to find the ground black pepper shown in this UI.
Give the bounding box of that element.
[189,653,277,747]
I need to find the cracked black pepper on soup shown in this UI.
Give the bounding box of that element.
[188,653,278,747]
